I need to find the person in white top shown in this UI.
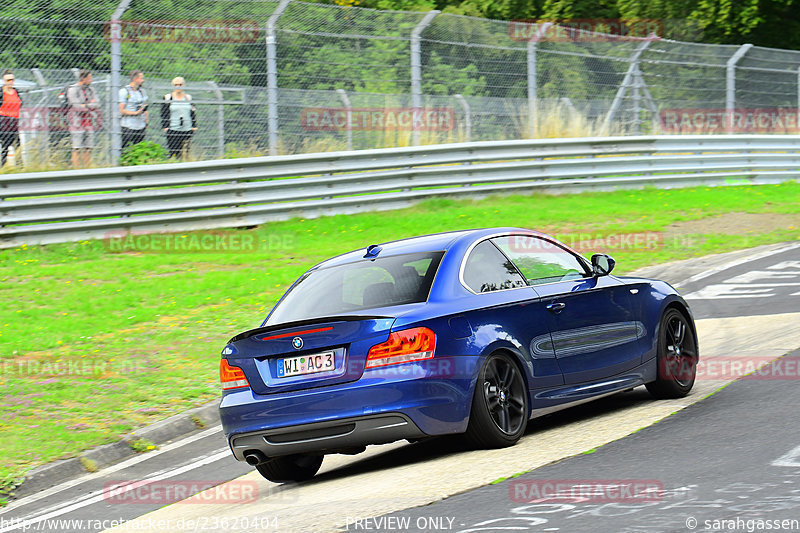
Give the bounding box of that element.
[66,69,100,168]
[160,76,197,159]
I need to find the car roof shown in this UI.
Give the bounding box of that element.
[312,227,547,269]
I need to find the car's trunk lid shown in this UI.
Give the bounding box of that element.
[225,316,396,394]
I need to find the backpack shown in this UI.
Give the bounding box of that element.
[57,84,74,108]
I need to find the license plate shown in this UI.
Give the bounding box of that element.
[277,351,335,378]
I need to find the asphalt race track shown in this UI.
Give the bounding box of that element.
[0,242,798,533]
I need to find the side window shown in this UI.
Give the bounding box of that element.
[492,236,588,286]
[463,240,526,293]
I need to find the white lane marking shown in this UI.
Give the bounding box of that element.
[677,242,800,287]
[772,445,800,467]
[684,283,800,299]
[0,449,231,533]
[7,446,230,525]
[0,425,224,514]
[724,270,800,283]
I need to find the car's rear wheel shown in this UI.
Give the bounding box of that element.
[255,454,323,483]
[465,352,529,448]
[646,308,698,399]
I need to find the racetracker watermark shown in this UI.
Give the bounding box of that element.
[19,107,103,133]
[104,231,294,254]
[660,108,800,133]
[509,19,663,42]
[104,480,259,505]
[300,107,455,131]
[505,233,665,254]
[104,19,260,43]
[1,359,143,377]
[670,356,800,381]
[509,479,664,503]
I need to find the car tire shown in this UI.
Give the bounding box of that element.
[464,352,529,448]
[646,308,698,399]
[255,454,324,483]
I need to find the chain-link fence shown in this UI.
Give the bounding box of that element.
[2,0,800,168]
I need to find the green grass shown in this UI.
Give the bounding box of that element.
[1,182,799,498]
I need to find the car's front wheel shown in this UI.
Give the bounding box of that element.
[646,308,698,399]
[465,352,529,448]
[255,454,323,483]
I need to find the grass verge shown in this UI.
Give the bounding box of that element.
[1,182,799,498]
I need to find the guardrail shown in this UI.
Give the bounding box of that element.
[2,135,799,248]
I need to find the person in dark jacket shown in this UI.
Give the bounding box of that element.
[160,76,196,159]
[0,69,22,167]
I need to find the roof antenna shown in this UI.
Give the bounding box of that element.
[364,244,382,258]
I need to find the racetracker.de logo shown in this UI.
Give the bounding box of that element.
[103,480,259,504]
[300,107,455,132]
[505,233,664,254]
[509,479,664,503]
[19,107,103,133]
[509,19,663,42]
[104,19,260,43]
[670,356,800,381]
[660,108,800,133]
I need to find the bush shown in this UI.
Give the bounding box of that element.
[120,141,169,166]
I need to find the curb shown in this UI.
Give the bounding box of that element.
[12,399,220,499]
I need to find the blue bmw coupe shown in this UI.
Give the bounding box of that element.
[219,228,698,482]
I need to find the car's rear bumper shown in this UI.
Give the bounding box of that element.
[220,355,480,459]
[229,413,426,460]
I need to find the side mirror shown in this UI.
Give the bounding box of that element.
[591,254,616,277]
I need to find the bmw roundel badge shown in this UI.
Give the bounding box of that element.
[292,337,303,350]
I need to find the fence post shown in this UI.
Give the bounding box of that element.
[726,44,752,133]
[110,0,132,166]
[207,81,225,158]
[411,10,439,146]
[336,89,353,151]
[266,0,292,156]
[604,38,654,132]
[453,94,471,142]
[527,22,551,139]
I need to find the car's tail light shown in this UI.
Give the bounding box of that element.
[220,359,250,390]
[366,327,436,369]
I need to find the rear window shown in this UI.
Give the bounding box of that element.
[266,251,444,325]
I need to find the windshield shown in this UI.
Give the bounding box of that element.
[266,251,445,325]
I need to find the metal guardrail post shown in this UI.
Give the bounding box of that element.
[604,38,654,132]
[266,0,292,156]
[527,22,551,139]
[109,0,132,166]
[336,89,353,151]
[411,10,439,146]
[207,81,225,158]
[726,44,753,134]
[453,94,470,142]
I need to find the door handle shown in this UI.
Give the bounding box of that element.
[546,302,566,314]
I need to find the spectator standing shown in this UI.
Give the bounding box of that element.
[0,69,22,167]
[66,69,100,168]
[161,77,196,158]
[118,70,148,151]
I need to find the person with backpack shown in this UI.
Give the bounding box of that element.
[66,69,100,168]
[160,76,197,159]
[0,69,22,167]
[118,69,148,151]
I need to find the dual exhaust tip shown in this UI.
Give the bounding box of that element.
[244,451,269,466]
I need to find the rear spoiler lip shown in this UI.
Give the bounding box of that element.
[227,315,393,344]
